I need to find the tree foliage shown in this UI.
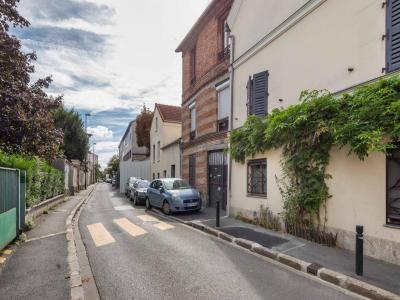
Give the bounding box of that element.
[54,107,89,162]
[0,0,63,159]
[230,77,400,227]
[135,104,153,152]
[106,154,119,175]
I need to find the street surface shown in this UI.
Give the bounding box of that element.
[79,183,362,300]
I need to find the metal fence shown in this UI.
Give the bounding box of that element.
[0,167,25,250]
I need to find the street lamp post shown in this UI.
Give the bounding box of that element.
[84,113,91,189]
[92,142,96,184]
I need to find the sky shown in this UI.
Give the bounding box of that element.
[12,0,210,168]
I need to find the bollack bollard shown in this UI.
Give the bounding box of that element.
[355,225,364,276]
[216,200,220,228]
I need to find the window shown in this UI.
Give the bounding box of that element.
[217,82,230,132]
[171,164,176,178]
[387,149,400,225]
[157,141,160,161]
[152,173,155,180]
[190,46,196,84]
[155,117,158,132]
[163,170,167,178]
[157,172,160,179]
[189,154,196,187]
[247,159,266,195]
[153,144,155,162]
[247,71,268,117]
[386,1,400,72]
[189,102,196,140]
[218,18,230,60]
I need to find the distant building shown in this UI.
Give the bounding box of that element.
[150,103,182,180]
[119,120,150,193]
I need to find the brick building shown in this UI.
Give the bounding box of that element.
[175,0,233,210]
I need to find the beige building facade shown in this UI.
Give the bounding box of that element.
[227,0,400,264]
[150,104,182,180]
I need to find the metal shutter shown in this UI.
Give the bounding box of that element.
[252,71,268,117]
[387,0,400,72]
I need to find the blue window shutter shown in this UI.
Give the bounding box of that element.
[252,71,268,117]
[387,0,400,72]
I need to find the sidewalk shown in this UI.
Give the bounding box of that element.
[172,207,400,296]
[0,188,92,300]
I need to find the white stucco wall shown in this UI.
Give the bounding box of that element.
[150,108,182,179]
[228,0,400,264]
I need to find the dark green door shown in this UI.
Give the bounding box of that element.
[0,168,19,250]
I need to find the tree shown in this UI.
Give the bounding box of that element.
[106,154,119,175]
[0,0,63,159]
[54,107,89,162]
[135,104,153,152]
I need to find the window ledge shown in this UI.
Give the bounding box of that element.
[384,223,400,230]
[246,193,267,199]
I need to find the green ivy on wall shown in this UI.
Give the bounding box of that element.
[230,77,400,227]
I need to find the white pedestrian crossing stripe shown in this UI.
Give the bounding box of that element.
[153,221,174,231]
[114,205,134,211]
[114,218,147,237]
[137,215,159,222]
[87,223,115,247]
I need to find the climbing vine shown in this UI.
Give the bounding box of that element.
[230,77,400,227]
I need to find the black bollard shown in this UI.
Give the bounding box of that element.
[355,225,364,276]
[216,200,220,228]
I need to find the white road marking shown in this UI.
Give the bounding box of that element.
[114,205,134,211]
[26,231,67,243]
[114,218,147,237]
[87,223,115,247]
[137,215,159,222]
[154,221,174,231]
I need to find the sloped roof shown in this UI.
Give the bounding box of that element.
[156,103,182,123]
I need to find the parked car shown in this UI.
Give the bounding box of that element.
[112,178,116,187]
[126,177,140,197]
[146,178,201,215]
[130,180,150,205]
[105,178,112,183]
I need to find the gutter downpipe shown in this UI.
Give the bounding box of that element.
[227,33,235,218]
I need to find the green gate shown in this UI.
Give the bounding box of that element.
[0,167,22,250]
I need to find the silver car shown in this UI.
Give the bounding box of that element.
[130,180,150,205]
[146,178,202,215]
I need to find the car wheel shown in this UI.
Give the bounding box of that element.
[145,197,152,210]
[133,194,138,206]
[162,201,171,215]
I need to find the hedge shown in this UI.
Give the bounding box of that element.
[0,152,64,207]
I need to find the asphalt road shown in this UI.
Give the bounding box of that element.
[79,183,361,300]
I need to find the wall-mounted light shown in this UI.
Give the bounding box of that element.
[278,98,284,102]
[348,67,354,72]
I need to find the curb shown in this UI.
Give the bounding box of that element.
[66,185,96,300]
[185,222,400,300]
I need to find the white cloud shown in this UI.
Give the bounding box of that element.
[87,125,113,138]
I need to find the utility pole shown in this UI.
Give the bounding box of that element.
[92,142,96,184]
[84,113,91,189]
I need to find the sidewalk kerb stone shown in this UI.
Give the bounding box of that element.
[277,253,310,272]
[252,245,279,260]
[234,238,254,250]
[66,185,96,300]
[344,276,400,300]
[218,232,235,242]
[203,225,219,237]
[318,268,347,287]
[190,222,205,231]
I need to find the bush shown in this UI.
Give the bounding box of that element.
[0,151,64,207]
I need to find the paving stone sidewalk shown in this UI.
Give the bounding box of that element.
[0,188,92,300]
[172,207,400,296]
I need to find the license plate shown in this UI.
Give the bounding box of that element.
[187,202,197,207]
